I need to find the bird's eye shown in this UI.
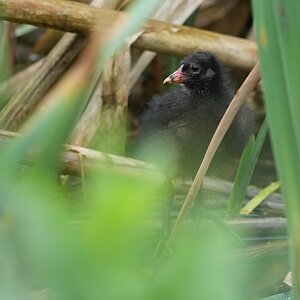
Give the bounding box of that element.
[191,66,200,72]
[182,64,189,72]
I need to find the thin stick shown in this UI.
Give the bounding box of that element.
[163,63,261,253]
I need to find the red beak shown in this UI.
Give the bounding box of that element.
[163,65,184,84]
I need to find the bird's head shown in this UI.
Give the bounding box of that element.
[163,52,222,93]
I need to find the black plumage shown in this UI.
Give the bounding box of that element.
[137,52,254,178]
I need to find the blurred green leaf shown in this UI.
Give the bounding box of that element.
[101,0,159,64]
[228,118,268,215]
[0,21,9,84]
[0,0,160,180]
[0,1,170,299]
[240,181,281,215]
[0,0,296,299]
[253,0,300,295]
[274,0,300,150]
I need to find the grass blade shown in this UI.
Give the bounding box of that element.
[253,0,300,295]
[240,181,281,215]
[227,117,268,215]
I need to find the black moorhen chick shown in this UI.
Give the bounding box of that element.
[137,52,254,179]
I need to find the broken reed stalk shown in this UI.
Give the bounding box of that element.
[70,77,103,146]
[0,0,257,71]
[163,63,261,254]
[31,29,64,56]
[90,47,131,153]
[0,60,43,106]
[19,1,156,180]
[0,130,285,214]
[70,0,131,150]
[0,33,86,130]
[0,0,114,131]
[0,130,165,183]
[71,45,131,152]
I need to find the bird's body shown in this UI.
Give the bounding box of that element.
[137,52,254,178]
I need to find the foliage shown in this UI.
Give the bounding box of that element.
[228,118,268,216]
[253,0,300,296]
[0,21,9,84]
[0,0,298,299]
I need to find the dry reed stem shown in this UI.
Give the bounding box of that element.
[0,0,119,131]
[70,0,137,150]
[0,33,86,130]
[0,60,42,104]
[0,129,165,183]
[0,0,257,70]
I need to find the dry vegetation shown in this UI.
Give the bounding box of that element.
[0,1,294,299]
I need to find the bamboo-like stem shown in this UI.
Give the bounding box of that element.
[71,46,131,151]
[136,20,257,71]
[92,47,130,153]
[0,0,116,131]
[0,130,165,183]
[70,0,131,149]
[31,29,64,55]
[62,144,164,183]
[0,60,42,105]
[0,0,257,70]
[163,63,261,254]
[70,77,103,146]
[0,33,86,130]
